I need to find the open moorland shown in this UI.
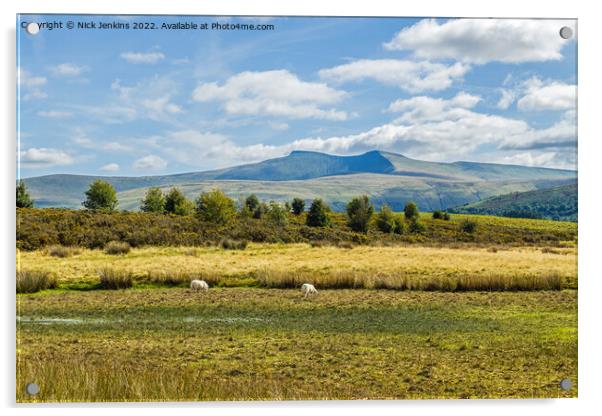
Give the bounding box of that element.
[16,206,578,402]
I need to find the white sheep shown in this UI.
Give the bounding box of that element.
[190,279,209,291]
[301,283,318,298]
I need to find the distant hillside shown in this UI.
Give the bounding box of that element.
[22,150,577,211]
[449,183,577,221]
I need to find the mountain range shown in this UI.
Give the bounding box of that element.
[22,150,577,212]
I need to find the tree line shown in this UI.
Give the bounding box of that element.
[17,179,453,233]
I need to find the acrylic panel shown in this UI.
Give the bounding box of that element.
[16,15,577,402]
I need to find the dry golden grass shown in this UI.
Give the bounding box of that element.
[17,243,577,291]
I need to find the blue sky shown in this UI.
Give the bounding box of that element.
[17,15,577,178]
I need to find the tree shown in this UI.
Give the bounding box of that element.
[346,195,374,233]
[196,188,236,224]
[140,187,165,213]
[83,180,117,212]
[306,198,331,227]
[291,198,305,215]
[432,210,444,220]
[376,204,396,233]
[245,194,260,213]
[267,201,288,227]
[165,187,193,216]
[404,201,419,221]
[16,180,33,208]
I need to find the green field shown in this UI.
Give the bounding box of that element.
[17,288,577,402]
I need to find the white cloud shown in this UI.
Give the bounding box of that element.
[51,63,86,77]
[496,89,516,110]
[18,68,47,100]
[388,92,481,122]
[318,59,469,93]
[37,110,73,118]
[82,76,181,123]
[516,77,576,111]
[100,163,120,173]
[120,51,165,64]
[19,148,74,168]
[384,18,574,64]
[71,131,134,152]
[192,70,348,120]
[133,155,167,170]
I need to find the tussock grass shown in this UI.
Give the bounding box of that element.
[47,245,80,258]
[104,241,131,255]
[18,243,578,291]
[16,270,57,293]
[98,268,133,289]
[220,239,248,250]
[254,269,564,291]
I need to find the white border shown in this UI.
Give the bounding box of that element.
[3,1,601,415]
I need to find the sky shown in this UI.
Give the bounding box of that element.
[17,15,577,178]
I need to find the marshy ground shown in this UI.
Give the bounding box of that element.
[17,287,577,402]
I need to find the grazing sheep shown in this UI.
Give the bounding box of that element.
[190,279,209,291]
[301,283,318,298]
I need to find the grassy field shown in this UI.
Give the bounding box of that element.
[17,243,577,291]
[16,288,577,402]
[15,209,579,402]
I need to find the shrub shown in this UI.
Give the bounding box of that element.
[376,204,396,233]
[291,198,305,215]
[47,245,80,258]
[404,201,419,221]
[220,238,248,250]
[460,219,478,234]
[16,180,34,208]
[196,189,237,225]
[98,267,133,289]
[346,195,374,233]
[165,188,194,216]
[253,202,268,219]
[443,212,451,221]
[408,218,425,233]
[104,241,131,255]
[140,187,165,213]
[393,216,406,234]
[306,199,331,227]
[244,194,260,213]
[16,270,57,293]
[432,210,444,220]
[267,201,288,227]
[83,180,118,212]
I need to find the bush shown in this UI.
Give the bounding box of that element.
[16,270,57,293]
[196,189,237,225]
[408,218,425,233]
[306,199,331,227]
[16,180,34,208]
[244,194,260,213]
[404,201,419,221]
[220,238,248,250]
[443,212,451,221]
[432,210,444,219]
[267,201,288,227]
[165,187,194,216]
[460,219,478,234]
[104,241,131,255]
[98,267,133,289]
[376,204,396,233]
[393,216,406,234]
[140,187,165,213]
[291,198,305,215]
[47,245,80,258]
[346,195,374,233]
[83,180,118,212]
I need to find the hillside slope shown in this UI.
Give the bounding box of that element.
[449,183,577,221]
[22,150,577,211]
